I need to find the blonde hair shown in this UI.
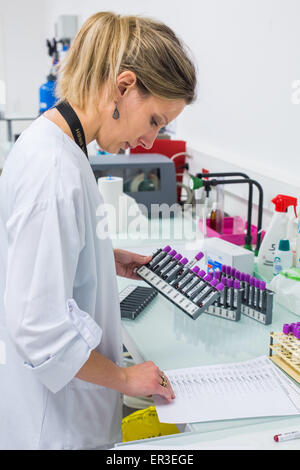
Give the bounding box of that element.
[56,12,196,108]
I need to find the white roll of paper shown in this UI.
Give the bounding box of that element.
[98,176,124,233]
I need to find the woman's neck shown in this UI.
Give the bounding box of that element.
[43,98,105,145]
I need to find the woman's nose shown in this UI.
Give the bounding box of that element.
[139,130,159,149]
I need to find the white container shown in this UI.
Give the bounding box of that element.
[203,237,254,275]
[273,239,293,276]
[256,195,297,282]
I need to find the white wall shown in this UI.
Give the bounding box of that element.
[0,0,47,140]
[1,0,300,229]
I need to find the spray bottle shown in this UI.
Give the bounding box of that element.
[256,194,297,281]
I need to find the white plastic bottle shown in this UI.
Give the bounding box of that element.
[256,194,297,281]
[273,239,293,276]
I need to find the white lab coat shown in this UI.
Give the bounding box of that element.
[0,116,123,450]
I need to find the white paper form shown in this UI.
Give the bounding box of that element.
[154,356,300,424]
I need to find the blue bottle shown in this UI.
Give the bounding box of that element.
[39,73,57,114]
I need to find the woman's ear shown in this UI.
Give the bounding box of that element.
[116,71,137,97]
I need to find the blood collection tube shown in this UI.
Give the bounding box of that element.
[240,273,246,300]
[230,267,236,278]
[185,270,207,299]
[235,270,241,280]
[249,277,256,307]
[221,265,227,280]
[195,281,224,307]
[170,262,193,287]
[226,266,232,278]
[254,278,261,310]
[214,271,222,306]
[148,245,171,269]
[226,278,234,309]
[244,274,251,304]
[164,257,188,283]
[181,268,203,295]
[176,266,200,291]
[221,278,228,308]
[186,251,204,268]
[260,281,267,311]
[154,249,177,273]
[233,279,240,308]
[192,276,215,304]
[159,253,182,278]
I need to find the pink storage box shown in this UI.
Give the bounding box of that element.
[198,217,265,246]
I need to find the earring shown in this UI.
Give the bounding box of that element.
[112,102,120,120]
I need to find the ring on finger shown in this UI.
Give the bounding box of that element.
[160,376,168,388]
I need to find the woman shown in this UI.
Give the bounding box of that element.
[0,12,196,449]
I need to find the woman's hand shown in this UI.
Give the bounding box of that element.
[121,361,175,403]
[114,249,152,280]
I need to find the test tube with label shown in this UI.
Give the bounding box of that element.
[233,279,240,308]
[192,276,216,304]
[214,271,222,306]
[226,278,234,309]
[244,274,251,304]
[240,273,246,300]
[177,266,200,292]
[221,265,227,281]
[153,249,177,273]
[254,278,261,310]
[195,280,224,306]
[148,245,171,269]
[230,267,237,278]
[249,277,256,307]
[181,269,203,295]
[260,281,267,311]
[185,270,207,299]
[170,262,194,287]
[186,251,204,268]
[221,277,228,307]
[159,253,182,278]
[164,257,188,283]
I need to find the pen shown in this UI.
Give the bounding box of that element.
[274,431,300,442]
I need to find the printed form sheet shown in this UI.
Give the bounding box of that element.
[154,356,300,424]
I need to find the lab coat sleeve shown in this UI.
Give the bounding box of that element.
[4,196,102,393]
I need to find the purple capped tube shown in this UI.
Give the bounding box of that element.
[196,281,225,307]
[164,257,188,283]
[154,249,177,273]
[186,251,204,269]
[159,253,182,278]
[148,245,171,269]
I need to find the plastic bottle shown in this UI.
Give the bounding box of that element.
[256,194,297,282]
[210,202,223,233]
[39,73,57,114]
[273,239,293,276]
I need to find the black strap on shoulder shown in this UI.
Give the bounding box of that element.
[55,101,88,157]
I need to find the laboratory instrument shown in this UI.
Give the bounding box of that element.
[90,154,177,217]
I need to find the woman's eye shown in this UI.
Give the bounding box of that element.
[151,117,158,127]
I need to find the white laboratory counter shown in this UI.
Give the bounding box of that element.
[114,215,300,450]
